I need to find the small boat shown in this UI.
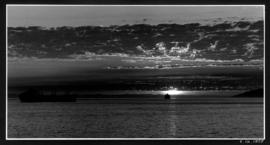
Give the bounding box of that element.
[164,93,171,100]
[18,88,76,102]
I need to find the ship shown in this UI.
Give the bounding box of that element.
[18,88,77,102]
[164,93,171,100]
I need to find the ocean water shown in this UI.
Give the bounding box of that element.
[8,97,263,138]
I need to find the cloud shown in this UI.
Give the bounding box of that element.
[100,53,129,57]
[249,58,263,63]
[68,52,129,60]
[226,25,250,32]
[208,41,219,51]
[8,56,39,62]
[68,51,96,60]
[242,43,259,58]
[122,59,137,63]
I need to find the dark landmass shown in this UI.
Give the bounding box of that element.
[18,88,76,102]
[234,88,263,98]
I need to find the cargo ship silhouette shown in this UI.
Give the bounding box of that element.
[18,88,76,102]
[164,93,171,100]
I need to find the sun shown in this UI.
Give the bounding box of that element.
[162,87,184,95]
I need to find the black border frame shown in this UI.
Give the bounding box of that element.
[1,0,269,145]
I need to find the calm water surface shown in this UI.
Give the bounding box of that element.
[8,95,263,138]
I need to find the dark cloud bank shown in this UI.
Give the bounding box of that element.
[8,20,263,61]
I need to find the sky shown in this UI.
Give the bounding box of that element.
[7,5,264,27]
[7,5,264,85]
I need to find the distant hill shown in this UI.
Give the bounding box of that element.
[8,20,263,61]
[234,88,263,98]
